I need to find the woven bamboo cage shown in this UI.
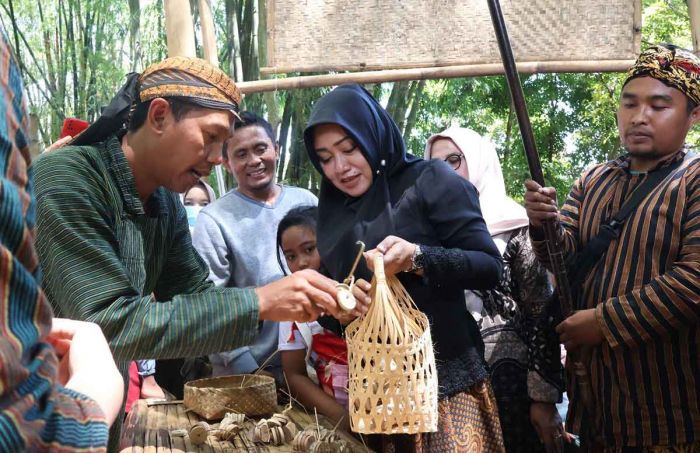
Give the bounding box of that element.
[345,254,438,434]
[183,374,277,420]
[265,0,641,74]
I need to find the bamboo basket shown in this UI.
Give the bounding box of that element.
[183,374,277,420]
[345,254,438,434]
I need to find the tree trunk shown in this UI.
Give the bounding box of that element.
[229,0,245,82]
[403,80,426,144]
[256,0,280,129]
[278,91,294,181]
[129,0,141,71]
[6,0,21,61]
[386,81,412,132]
[503,100,514,164]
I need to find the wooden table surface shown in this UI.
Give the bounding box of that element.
[119,400,372,452]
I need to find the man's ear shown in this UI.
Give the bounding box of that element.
[689,103,700,127]
[274,142,281,159]
[147,98,171,134]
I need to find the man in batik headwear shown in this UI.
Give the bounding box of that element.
[525,44,700,452]
[33,57,342,449]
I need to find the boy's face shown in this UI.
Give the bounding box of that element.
[617,76,700,163]
[224,125,279,195]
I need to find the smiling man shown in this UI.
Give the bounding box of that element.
[192,111,317,380]
[32,58,339,450]
[524,44,700,451]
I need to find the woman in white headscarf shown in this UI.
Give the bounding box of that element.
[182,179,217,233]
[426,127,566,453]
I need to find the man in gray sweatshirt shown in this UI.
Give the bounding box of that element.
[192,112,317,379]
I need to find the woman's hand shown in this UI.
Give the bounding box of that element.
[364,235,417,275]
[336,278,371,325]
[530,402,572,453]
[48,318,124,426]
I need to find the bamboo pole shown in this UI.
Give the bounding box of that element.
[197,0,227,196]
[238,59,634,94]
[198,0,218,65]
[689,0,700,54]
[164,0,196,57]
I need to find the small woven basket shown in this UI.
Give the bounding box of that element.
[345,254,438,434]
[183,374,277,420]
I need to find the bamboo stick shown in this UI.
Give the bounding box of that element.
[164,0,196,57]
[199,0,218,65]
[689,0,700,54]
[196,0,227,195]
[238,59,634,94]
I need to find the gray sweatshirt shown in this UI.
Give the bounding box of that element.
[191,185,317,377]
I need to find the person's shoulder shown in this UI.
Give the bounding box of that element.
[198,189,247,222]
[33,144,107,193]
[284,185,317,198]
[416,159,478,195]
[34,143,102,172]
[281,185,318,204]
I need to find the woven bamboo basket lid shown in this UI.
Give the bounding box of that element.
[183,374,277,420]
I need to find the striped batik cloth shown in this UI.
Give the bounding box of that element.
[532,149,700,449]
[0,29,109,452]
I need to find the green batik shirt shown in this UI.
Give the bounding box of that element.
[33,135,260,364]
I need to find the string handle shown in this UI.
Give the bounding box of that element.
[343,241,366,285]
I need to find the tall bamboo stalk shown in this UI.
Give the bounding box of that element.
[164,0,196,57]
[689,0,700,54]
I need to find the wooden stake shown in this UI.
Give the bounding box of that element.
[164,0,196,57]
[238,59,634,94]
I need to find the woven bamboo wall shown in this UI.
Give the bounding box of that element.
[265,0,641,74]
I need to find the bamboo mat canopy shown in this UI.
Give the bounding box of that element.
[265,0,641,73]
[161,0,642,94]
[232,0,641,94]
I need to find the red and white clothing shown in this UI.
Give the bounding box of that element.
[278,321,349,407]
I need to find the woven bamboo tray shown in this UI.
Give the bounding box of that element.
[183,374,277,420]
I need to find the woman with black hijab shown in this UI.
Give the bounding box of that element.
[304,84,506,452]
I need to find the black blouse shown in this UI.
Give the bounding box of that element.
[322,161,503,398]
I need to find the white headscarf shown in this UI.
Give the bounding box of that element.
[180,179,217,205]
[425,126,529,237]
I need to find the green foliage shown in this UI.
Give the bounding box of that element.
[1,0,696,199]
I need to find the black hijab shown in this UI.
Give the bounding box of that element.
[303,84,428,281]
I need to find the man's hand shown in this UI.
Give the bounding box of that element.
[530,402,569,453]
[365,235,417,275]
[256,269,340,322]
[556,309,605,351]
[524,180,559,229]
[43,135,73,153]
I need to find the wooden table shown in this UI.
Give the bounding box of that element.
[120,400,371,452]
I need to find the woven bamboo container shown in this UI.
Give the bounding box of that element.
[183,374,277,420]
[345,254,438,434]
